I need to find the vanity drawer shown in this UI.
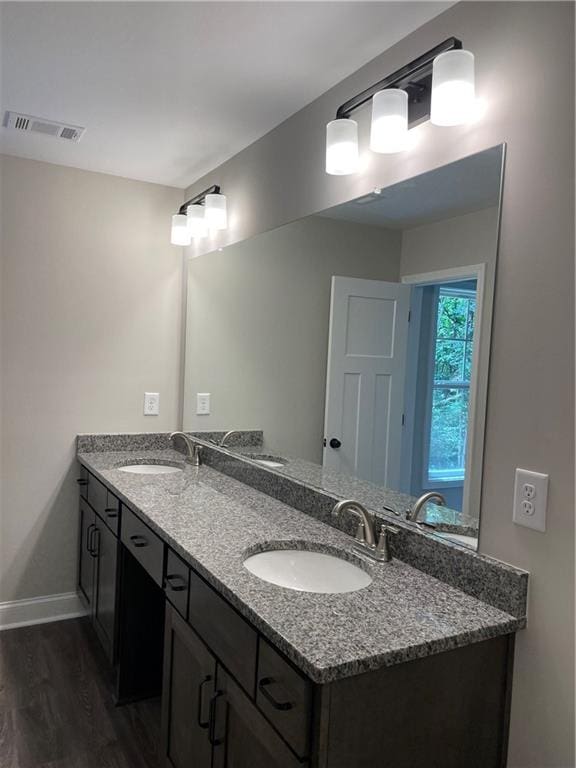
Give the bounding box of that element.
[88,474,121,536]
[163,548,189,619]
[121,506,164,587]
[187,567,257,696]
[256,638,312,758]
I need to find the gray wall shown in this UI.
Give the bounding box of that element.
[0,155,184,603]
[183,215,400,462]
[183,4,574,765]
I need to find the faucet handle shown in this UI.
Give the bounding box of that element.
[382,504,401,517]
[355,521,366,544]
[376,524,399,562]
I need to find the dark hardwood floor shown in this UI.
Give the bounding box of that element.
[0,618,161,768]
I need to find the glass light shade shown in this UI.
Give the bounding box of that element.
[326,118,359,175]
[187,204,207,238]
[370,89,408,154]
[205,194,227,230]
[171,214,191,246]
[430,49,475,126]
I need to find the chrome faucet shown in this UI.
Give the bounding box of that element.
[169,432,202,466]
[407,492,446,523]
[332,499,398,562]
[332,499,377,546]
[219,430,241,448]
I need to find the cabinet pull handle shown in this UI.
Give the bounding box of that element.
[76,478,88,486]
[91,527,100,558]
[258,677,294,711]
[164,574,187,592]
[105,508,118,518]
[197,676,212,729]
[208,690,226,746]
[86,524,96,554]
[129,534,148,548]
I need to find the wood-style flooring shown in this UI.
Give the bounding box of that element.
[0,618,161,768]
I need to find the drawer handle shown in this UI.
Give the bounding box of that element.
[86,523,96,554]
[105,508,118,518]
[258,677,294,711]
[197,676,212,729]
[90,527,100,558]
[208,690,226,746]
[164,573,187,592]
[76,478,88,486]
[129,534,148,548]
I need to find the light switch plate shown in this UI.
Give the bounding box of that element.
[144,392,160,416]
[196,393,210,415]
[513,468,548,532]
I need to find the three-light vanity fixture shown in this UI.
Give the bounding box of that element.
[170,185,227,245]
[326,38,476,175]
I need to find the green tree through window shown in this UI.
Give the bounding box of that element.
[427,285,476,483]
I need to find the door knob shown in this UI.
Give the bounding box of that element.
[329,438,342,449]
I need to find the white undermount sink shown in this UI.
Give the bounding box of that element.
[118,463,183,475]
[243,549,372,594]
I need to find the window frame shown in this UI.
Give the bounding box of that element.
[421,284,477,489]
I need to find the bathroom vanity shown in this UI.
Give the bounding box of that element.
[76,433,527,768]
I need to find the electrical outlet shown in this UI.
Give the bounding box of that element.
[513,468,548,532]
[196,393,210,415]
[144,392,160,416]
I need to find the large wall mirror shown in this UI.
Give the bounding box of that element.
[183,145,505,551]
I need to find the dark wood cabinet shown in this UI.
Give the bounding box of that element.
[212,665,303,768]
[161,605,302,768]
[161,607,216,768]
[77,474,120,664]
[78,497,95,607]
[92,518,119,661]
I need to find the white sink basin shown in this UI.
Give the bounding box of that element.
[118,464,183,475]
[243,549,372,594]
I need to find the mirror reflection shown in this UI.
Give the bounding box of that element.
[184,145,505,551]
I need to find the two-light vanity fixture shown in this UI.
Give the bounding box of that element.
[326,38,476,175]
[170,185,227,246]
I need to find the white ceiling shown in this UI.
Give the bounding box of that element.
[0,1,452,188]
[319,145,504,229]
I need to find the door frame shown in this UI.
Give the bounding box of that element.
[401,263,487,520]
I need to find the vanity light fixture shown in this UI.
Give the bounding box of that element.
[204,193,227,230]
[170,214,190,246]
[325,37,475,175]
[187,203,208,239]
[170,184,227,245]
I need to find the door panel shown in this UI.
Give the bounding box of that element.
[161,607,216,768]
[324,276,411,487]
[92,518,118,662]
[78,499,95,607]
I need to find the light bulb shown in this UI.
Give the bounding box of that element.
[170,214,191,246]
[187,204,207,238]
[370,89,408,154]
[431,49,475,127]
[326,118,359,175]
[205,194,227,230]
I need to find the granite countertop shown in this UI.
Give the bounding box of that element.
[78,448,522,684]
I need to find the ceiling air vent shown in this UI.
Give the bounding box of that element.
[2,111,85,142]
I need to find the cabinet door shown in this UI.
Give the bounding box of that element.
[78,499,95,607]
[212,667,303,768]
[92,518,118,663]
[161,606,216,768]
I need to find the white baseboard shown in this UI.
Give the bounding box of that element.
[0,591,88,631]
